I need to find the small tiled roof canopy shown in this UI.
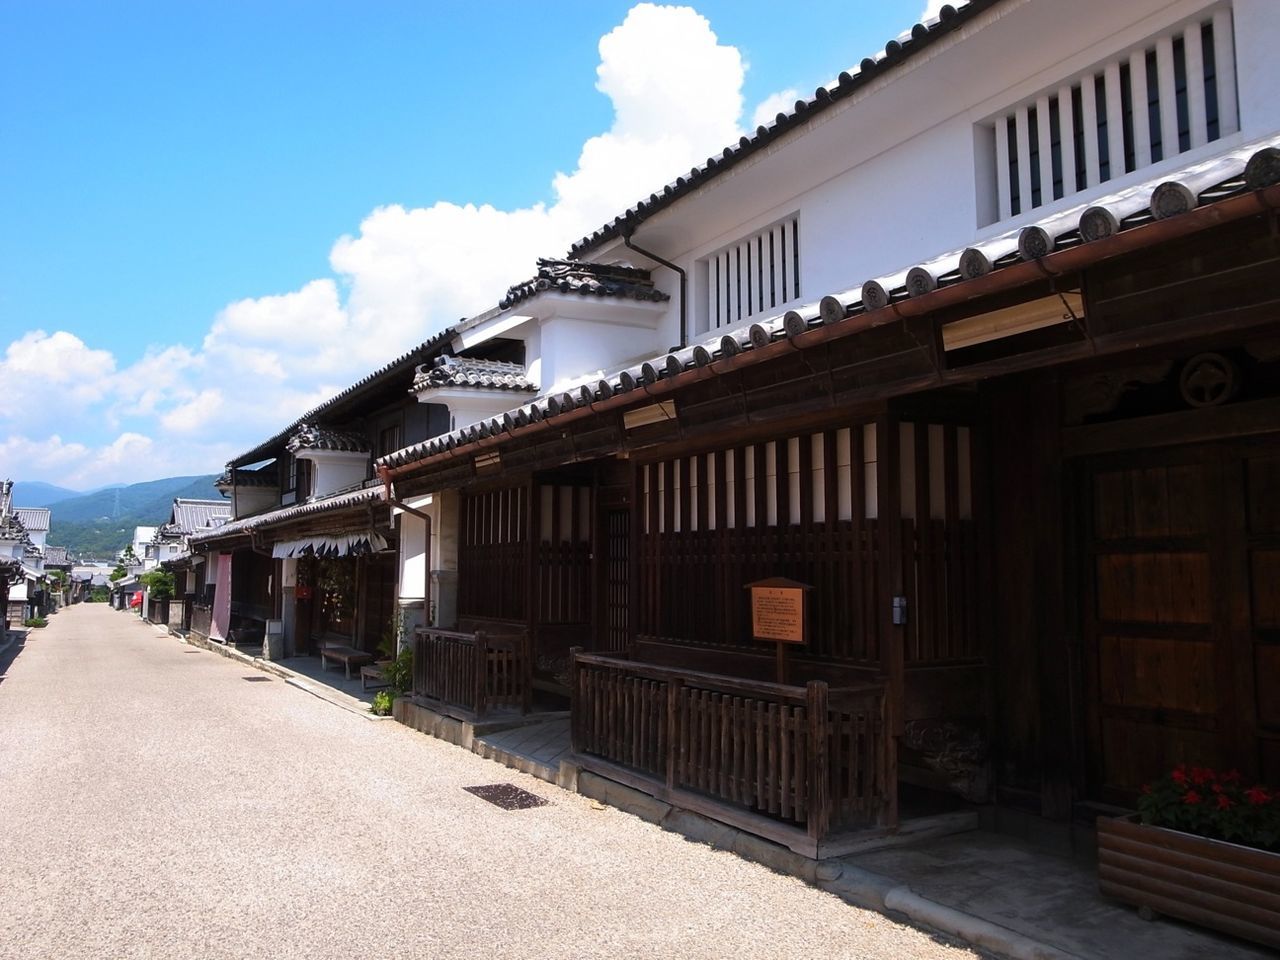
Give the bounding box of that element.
[412,355,538,394]
[216,464,278,488]
[498,258,670,310]
[42,546,70,566]
[0,512,31,545]
[285,423,369,455]
[14,508,50,533]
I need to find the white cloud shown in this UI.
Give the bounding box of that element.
[160,389,224,433]
[0,331,117,427]
[2,3,756,486]
[751,89,800,130]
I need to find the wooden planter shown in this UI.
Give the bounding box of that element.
[1097,816,1280,950]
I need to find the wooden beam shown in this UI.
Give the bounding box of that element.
[1062,396,1280,457]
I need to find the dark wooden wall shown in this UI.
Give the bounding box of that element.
[982,372,1072,816]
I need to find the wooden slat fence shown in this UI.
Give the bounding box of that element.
[571,652,889,846]
[190,604,212,638]
[412,626,532,718]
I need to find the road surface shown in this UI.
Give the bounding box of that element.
[0,604,979,960]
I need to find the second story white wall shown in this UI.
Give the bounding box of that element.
[576,0,1279,358]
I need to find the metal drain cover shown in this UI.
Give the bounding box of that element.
[463,783,549,810]
[242,676,271,682]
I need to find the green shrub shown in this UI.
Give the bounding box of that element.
[139,569,176,600]
[23,617,48,628]
[384,646,413,695]
[370,690,395,716]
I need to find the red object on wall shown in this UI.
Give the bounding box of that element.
[130,591,143,608]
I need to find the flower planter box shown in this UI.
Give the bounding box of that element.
[1097,815,1280,950]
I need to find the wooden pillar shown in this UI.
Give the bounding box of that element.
[569,646,583,752]
[875,413,903,830]
[474,631,489,719]
[806,680,831,844]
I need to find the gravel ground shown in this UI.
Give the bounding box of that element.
[0,605,981,960]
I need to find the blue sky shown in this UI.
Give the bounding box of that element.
[0,1,936,487]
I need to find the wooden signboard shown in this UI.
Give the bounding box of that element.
[745,577,812,684]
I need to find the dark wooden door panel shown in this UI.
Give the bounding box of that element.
[1083,435,1280,801]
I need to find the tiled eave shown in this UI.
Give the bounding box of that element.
[227,325,457,467]
[189,485,387,547]
[379,141,1280,475]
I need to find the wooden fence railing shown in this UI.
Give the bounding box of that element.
[570,651,890,856]
[412,627,532,719]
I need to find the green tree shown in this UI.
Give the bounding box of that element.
[139,569,175,600]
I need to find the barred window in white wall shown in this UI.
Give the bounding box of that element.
[702,215,800,331]
[982,6,1238,224]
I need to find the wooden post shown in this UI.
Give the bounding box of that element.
[520,628,534,715]
[569,646,583,753]
[876,413,903,831]
[806,680,830,845]
[776,641,788,685]
[666,677,684,791]
[474,630,488,719]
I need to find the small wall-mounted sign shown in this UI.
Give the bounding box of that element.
[745,577,812,685]
[745,577,811,645]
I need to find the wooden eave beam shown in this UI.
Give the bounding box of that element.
[383,183,1280,489]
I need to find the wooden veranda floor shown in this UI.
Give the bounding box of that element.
[474,717,571,779]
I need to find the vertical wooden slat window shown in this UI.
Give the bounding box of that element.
[703,216,801,330]
[633,419,979,667]
[983,9,1236,225]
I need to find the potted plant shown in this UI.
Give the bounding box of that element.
[1097,765,1280,949]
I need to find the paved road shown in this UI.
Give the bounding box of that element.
[0,605,980,960]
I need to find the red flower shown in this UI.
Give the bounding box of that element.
[1190,766,1214,786]
[1245,786,1272,806]
[1222,769,1242,784]
[1171,766,1188,785]
[1216,793,1234,811]
[1184,790,1202,805]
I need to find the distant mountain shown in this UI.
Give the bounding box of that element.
[10,481,82,507]
[45,474,224,558]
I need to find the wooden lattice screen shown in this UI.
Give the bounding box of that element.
[636,420,980,665]
[458,486,528,621]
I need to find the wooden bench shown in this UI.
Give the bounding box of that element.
[360,663,391,691]
[319,643,374,679]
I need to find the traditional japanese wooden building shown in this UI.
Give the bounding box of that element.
[374,0,1280,856]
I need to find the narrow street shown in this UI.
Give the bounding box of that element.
[0,604,979,960]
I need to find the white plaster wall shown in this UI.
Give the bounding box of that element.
[1234,0,1280,135]
[304,452,368,498]
[591,0,1278,351]
[540,315,669,392]
[231,487,276,517]
[397,508,429,603]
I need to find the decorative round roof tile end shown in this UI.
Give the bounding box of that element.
[783,310,807,338]
[1079,206,1119,242]
[1017,225,1053,260]
[1150,181,1196,220]
[1245,146,1280,190]
[819,295,847,325]
[861,280,891,312]
[748,323,771,349]
[959,247,992,279]
[906,266,937,297]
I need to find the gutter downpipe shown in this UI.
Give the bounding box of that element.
[623,229,688,349]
